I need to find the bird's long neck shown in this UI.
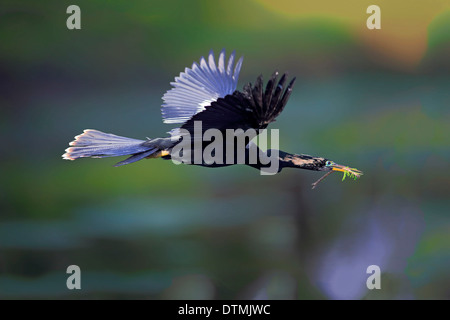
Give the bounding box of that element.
[245,148,325,173]
[277,150,325,171]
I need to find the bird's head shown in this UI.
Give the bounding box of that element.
[275,152,363,187]
[320,160,363,180]
[308,158,363,189]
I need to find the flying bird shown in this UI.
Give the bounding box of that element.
[63,49,362,188]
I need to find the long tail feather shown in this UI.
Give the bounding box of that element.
[113,148,158,167]
[62,129,158,166]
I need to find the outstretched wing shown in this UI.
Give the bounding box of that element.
[161,49,243,124]
[180,72,296,134]
[243,72,296,128]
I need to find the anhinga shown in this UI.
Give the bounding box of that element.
[63,50,362,188]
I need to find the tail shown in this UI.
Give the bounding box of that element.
[62,129,159,167]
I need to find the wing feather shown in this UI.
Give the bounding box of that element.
[161,49,243,124]
[180,73,296,135]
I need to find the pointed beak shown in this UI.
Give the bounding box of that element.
[330,163,363,179]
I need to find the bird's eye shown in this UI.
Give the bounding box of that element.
[326,161,332,166]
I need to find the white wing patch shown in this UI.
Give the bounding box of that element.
[161,49,243,124]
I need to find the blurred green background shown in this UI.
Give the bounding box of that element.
[1,0,449,299]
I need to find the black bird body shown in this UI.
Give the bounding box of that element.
[63,50,362,185]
